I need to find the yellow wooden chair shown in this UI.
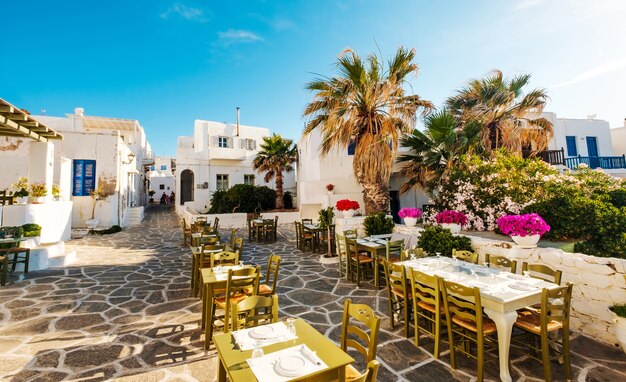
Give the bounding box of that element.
[409,269,445,359]
[336,233,350,278]
[180,218,192,246]
[0,254,8,286]
[383,260,411,338]
[512,283,573,382]
[340,299,381,381]
[231,295,279,331]
[350,360,380,382]
[402,247,425,261]
[211,251,239,268]
[441,279,498,382]
[345,237,374,287]
[485,254,517,273]
[259,254,281,296]
[522,262,562,285]
[451,249,479,264]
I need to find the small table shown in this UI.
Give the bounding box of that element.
[303,224,324,253]
[191,233,218,247]
[0,236,29,245]
[214,318,354,382]
[190,245,223,296]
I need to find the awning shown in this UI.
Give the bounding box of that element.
[0,98,63,142]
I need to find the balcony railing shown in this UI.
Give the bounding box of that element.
[565,155,626,170]
[522,148,565,166]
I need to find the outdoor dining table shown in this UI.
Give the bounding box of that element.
[0,236,31,245]
[303,224,324,253]
[191,232,218,247]
[397,256,559,382]
[355,237,388,287]
[213,318,354,382]
[190,244,223,295]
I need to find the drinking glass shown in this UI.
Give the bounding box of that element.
[523,270,531,279]
[251,341,264,360]
[286,317,296,336]
[239,261,244,268]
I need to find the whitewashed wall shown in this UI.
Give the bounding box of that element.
[544,112,615,157]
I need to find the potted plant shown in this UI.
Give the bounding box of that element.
[12,177,29,204]
[496,213,551,248]
[52,184,61,201]
[336,199,360,218]
[326,184,335,195]
[363,212,395,236]
[610,304,626,354]
[87,177,116,229]
[30,182,47,204]
[398,207,422,227]
[435,210,467,234]
[318,207,335,257]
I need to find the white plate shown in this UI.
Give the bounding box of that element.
[273,356,309,377]
[506,274,525,280]
[509,283,535,292]
[249,325,275,340]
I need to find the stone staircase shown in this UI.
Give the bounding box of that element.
[125,206,144,227]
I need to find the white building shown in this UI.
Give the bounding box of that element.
[610,119,626,157]
[175,119,296,214]
[148,157,176,202]
[0,107,154,228]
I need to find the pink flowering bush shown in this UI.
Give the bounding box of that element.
[435,210,467,226]
[398,207,422,219]
[496,213,550,237]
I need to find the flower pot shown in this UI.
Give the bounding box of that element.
[610,310,626,354]
[16,196,28,204]
[86,218,99,229]
[403,217,418,227]
[441,223,461,234]
[510,234,540,248]
[327,190,334,195]
[32,197,45,204]
[341,209,356,218]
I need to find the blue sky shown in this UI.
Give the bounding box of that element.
[2,0,625,156]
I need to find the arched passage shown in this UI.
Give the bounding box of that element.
[180,169,194,205]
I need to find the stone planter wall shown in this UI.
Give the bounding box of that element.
[393,224,626,347]
[335,216,367,237]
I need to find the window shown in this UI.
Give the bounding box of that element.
[347,140,356,155]
[160,165,167,171]
[244,174,255,185]
[218,136,229,148]
[159,184,165,190]
[565,136,577,156]
[245,139,256,150]
[72,160,96,196]
[216,174,229,190]
[150,165,155,171]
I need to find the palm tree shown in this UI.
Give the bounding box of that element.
[303,47,433,214]
[446,70,552,155]
[253,133,297,210]
[398,110,484,192]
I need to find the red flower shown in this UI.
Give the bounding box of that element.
[336,199,360,211]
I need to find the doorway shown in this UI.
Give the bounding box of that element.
[180,169,194,205]
[390,191,401,223]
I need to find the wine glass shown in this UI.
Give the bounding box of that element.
[251,341,264,362]
[523,270,531,279]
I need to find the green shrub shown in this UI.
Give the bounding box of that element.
[226,184,259,212]
[318,207,334,228]
[524,197,596,240]
[208,190,229,214]
[208,185,277,213]
[609,189,626,208]
[573,205,626,258]
[612,304,626,318]
[21,223,42,237]
[417,225,473,257]
[363,213,394,236]
[256,186,277,211]
[283,191,294,209]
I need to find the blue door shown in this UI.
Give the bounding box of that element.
[586,137,599,168]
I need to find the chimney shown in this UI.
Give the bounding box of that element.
[236,107,240,137]
[74,107,84,117]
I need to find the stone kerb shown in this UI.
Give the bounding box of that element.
[393,224,626,347]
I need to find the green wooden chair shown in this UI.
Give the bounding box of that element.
[522,262,562,285]
[351,360,380,382]
[335,232,350,278]
[0,254,8,286]
[345,237,374,287]
[231,294,279,331]
[340,299,381,381]
[259,254,281,296]
[409,268,444,359]
[383,260,411,338]
[211,251,239,268]
[452,249,479,264]
[402,247,425,261]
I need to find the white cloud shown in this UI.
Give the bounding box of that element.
[513,0,545,11]
[160,3,208,22]
[217,29,264,46]
[551,57,626,89]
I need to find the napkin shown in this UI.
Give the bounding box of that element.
[232,322,297,351]
[247,344,328,382]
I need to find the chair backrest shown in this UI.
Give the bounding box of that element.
[452,249,479,264]
[229,227,237,248]
[485,254,517,273]
[336,233,347,255]
[231,295,279,331]
[265,254,281,293]
[343,229,357,238]
[233,237,244,254]
[213,217,220,231]
[0,226,23,238]
[345,237,359,257]
[351,360,380,382]
[340,299,381,365]
[383,261,408,301]
[223,267,261,331]
[302,218,313,225]
[409,268,441,309]
[522,262,562,285]
[213,251,239,268]
[441,279,484,331]
[402,247,425,261]
[199,236,219,245]
[540,283,572,330]
[181,218,188,230]
[385,240,404,261]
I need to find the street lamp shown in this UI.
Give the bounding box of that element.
[122,152,136,165]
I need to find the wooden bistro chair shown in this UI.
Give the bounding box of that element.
[336,233,350,278]
[180,218,192,246]
[4,248,30,274]
[228,228,237,248]
[451,249,479,264]
[522,262,563,285]
[297,222,314,252]
[231,295,279,331]
[383,260,411,338]
[206,266,260,348]
[345,237,374,287]
[377,240,403,287]
[0,254,8,286]
[512,283,573,382]
[194,244,225,297]
[213,217,220,232]
[248,217,257,242]
[301,218,313,225]
[350,360,380,382]
[402,247,425,261]
[258,254,281,296]
[343,229,357,239]
[409,269,445,359]
[340,299,381,381]
[485,254,517,273]
[441,279,498,382]
[211,251,239,268]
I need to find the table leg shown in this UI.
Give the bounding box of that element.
[484,308,518,382]
[191,252,197,290]
[204,284,215,349]
[217,356,227,382]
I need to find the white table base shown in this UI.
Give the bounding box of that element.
[484,308,519,382]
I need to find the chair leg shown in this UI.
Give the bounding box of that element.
[541,332,552,382]
[413,305,420,348]
[205,301,216,349]
[388,298,395,329]
[433,312,441,359]
[404,301,410,338]
[477,335,484,382]
[563,330,572,381]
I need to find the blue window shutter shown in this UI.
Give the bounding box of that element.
[160,165,167,170]
[565,136,577,156]
[347,140,356,155]
[72,159,96,196]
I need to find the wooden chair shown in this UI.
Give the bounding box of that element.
[301,218,313,225]
[441,279,498,382]
[319,224,336,255]
[259,254,281,296]
[180,218,192,246]
[340,299,381,381]
[350,360,380,382]
[335,233,350,278]
[522,262,562,285]
[345,237,374,287]
[402,247,425,261]
[231,295,279,331]
[199,235,219,246]
[207,266,260,346]
[260,218,275,243]
[485,254,517,273]
[409,269,444,358]
[194,244,226,296]
[452,249,479,264]
[377,240,403,286]
[343,229,357,238]
[0,254,8,286]
[213,217,220,232]
[294,221,301,249]
[228,227,237,249]
[383,260,411,338]
[7,248,30,274]
[297,222,313,252]
[512,283,573,382]
[212,251,239,268]
[0,190,14,206]
[248,217,257,242]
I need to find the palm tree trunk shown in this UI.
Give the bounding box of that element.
[362,181,390,215]
[275,169,284,210]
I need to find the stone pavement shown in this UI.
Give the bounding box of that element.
[0,206,625,381]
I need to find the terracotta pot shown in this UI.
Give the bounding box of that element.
[440,223,461,234]
[403,217,417,227]
[510,234,540,248]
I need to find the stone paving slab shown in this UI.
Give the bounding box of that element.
[0,205,624,381]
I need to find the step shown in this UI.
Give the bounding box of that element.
[11,242,77,272]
